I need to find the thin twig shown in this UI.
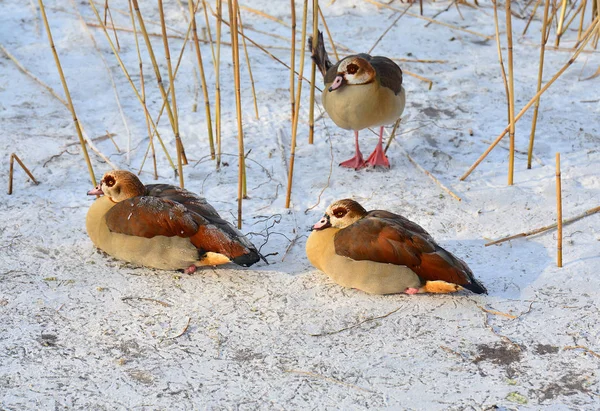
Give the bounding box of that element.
[309,305,403,337]
[485,205,600,246]
[8,153,39,195]
[121,296,172,307]
[563,345,600,359]
[506,0,516,186]
[556,153,563,267]
[237,5,260,119]
[167,317,191,339]
[285,369,375,393]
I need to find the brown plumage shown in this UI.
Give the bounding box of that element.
[86,170,261,271]
[306,199,487,295]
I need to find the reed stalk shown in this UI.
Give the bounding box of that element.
[527,0,551,170]
[158,0,185,188]
[189,0,216,159]
[128,0,157,179]
[215,0,223,168]
[485,205,600,246]
[317,6,339,61]
[522,0,542,35]
[556,153,563,267]
[492,0,510,125]
[506,0,516,185]
[8,153,39,195]
[88,0,176,173]
[131,0,186,184]
[290,0,296,118]
[555,0,568,46]
[201,0,217,65]
[38,0,96,187]
[308,0,319,144]
[237,6,259,119]
[285,0,309,209]
[228,0,247,227]
[578,0,588,41]
[460,17,600,181]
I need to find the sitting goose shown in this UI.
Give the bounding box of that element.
[306,199,487,295]
[86,170,261,272]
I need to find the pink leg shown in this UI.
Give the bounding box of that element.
[405,287,419,295]
[183,265,197,274]
[340,130,367,170]
[366,126,390,168]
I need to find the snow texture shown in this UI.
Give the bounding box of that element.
[1,0,599,409]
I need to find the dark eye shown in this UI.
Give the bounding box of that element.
[333,207,347,218]
[346,63,359,75]
[104,175,116,187]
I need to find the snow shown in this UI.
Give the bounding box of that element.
[1,0,600,408]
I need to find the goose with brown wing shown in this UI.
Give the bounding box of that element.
[86,170,261,272]
[306,199,487,295]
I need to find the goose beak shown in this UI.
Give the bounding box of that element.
[87,184,103,196]
[328,75,344,92]
[311,214,331,231]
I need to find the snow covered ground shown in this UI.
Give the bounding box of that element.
[1,0,599,408]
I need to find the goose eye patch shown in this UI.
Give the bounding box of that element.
[104,175,116,187]
[346,63,359,74]
[333,208,347,218]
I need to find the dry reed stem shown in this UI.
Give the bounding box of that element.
[70,0,132,163]
[290,0,296,118]
[318,5,339,61]
[522,0,542,35]
[213,0,223,169]
[492,0,510,126]
[38,0,97,187]
[240,5,290,27]
[104,1,121,51]
[383,118,401,153]
[563,345,600,358]
[478,305,518,319]
[578,0,587,41]
[309,305,404,337]
[368,3,411,54]
[8,153,39,195]
[91,0,186,35]
[85,21,188,39]
[200,0,216,65]
[365,0,493,40]
[556,153,563,267]
[555,0,568,46]
[228,0,247,227]
[0,44,67,106]
[528,0,551,169]
[189,0,216,159]
[128,0,157,179]
[88,0,176,172]
[308,0,319,144]
[460,17,600,181]
[158,0,185,188]
[285,0,309,209]
[505,0,516,186]
[485,205,600,247]
[132,0,186,186]
[237,6,260,119]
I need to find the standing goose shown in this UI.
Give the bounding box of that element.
[309,32,406,169]
[306,199,487,295]
[86,170,262,272]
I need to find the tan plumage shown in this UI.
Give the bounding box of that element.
[305,199,487,295]
[86,170,261,272]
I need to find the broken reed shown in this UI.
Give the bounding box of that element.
[8,153,39,195]
[308,0,319,144]
[460,16,600,181]
[556,153,563,267]
[528,0,551,170]
[506,0,516,186]
[285,0,309,209]
[38,0,96,187]
[228,0,247,228]
[188,0,216,159]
